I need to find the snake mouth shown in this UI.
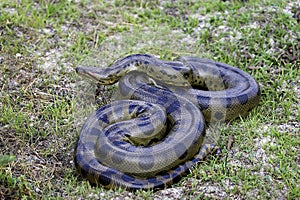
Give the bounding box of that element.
[76,66,119,85]
[76,66,99,81]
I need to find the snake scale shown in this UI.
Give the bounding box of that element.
[74,54,260,189]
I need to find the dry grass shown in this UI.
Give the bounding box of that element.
[0,0,299,199]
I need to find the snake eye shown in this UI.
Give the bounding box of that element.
[183,73,189,79]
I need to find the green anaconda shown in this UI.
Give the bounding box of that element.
[74,54,260,189]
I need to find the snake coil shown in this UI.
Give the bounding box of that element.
[74,54,260,189]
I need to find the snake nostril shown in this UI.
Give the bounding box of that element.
[75,67,80,73]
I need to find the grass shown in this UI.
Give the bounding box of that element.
[0,0,299,199]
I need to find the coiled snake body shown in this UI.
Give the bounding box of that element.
[75,54,260,189]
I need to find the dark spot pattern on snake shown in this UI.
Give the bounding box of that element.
[98,113,109,124]
[174,143,188,160]
[196,96,211,110]
[214,111,224,120]
[128,103,139,114]
[166,100,180,114]
[75,54,260,189]
[138,155,155,170]
[237,94,249,105]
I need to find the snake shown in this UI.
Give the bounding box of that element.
[74,54,260,189]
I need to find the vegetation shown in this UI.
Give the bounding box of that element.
[0,0,299,199]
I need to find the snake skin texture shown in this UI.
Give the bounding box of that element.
[74,54,260,189]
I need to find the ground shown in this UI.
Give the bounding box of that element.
[0,0,299,199]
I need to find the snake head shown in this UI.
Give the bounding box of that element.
[76,65,118,85]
